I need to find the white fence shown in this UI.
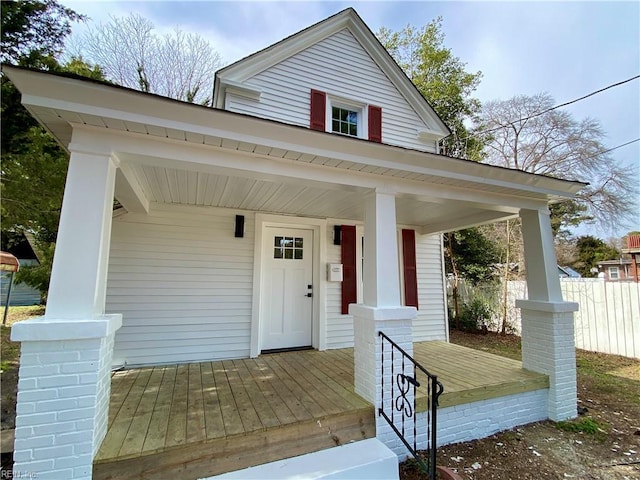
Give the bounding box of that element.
[508,279,640,359]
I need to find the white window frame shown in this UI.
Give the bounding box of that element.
[608,266,619,279]
[326,95,368,139]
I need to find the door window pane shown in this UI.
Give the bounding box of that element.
[273,236,304,260]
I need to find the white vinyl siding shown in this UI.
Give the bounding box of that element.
[414,233,448,341]
[225,29,438,153]
[106,205,446,363]
[106,203,255,366]
[325,224,355,349]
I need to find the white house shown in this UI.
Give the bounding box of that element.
[6,8,581,480]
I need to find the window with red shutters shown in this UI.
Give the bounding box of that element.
[341,225,357,314]
[368,105,382,143]
[310,89,326,131]
[402,229,419,308]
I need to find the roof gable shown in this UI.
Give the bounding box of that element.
[213,8,450,138]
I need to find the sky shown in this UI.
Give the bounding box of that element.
[59,0,640,238]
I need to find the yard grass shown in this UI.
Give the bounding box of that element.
[1,306,43,370]
[0,326,20,371]
[449,329,640,407]
[0,305,45,328]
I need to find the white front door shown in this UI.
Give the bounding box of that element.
[261,227,314,351]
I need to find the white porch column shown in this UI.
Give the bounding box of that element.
[516,208,578,421]
[11,144,122,479]
[350,190,416,456]
[46,147,118,319]
[361,189,401,308]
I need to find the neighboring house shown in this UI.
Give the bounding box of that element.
[621,233,640,282]
[6,9,583,480]
[558,265,581,278]
[597,258,636,281]
[0,233,41,306]
[597,234,640,282]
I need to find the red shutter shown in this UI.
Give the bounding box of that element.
[402,229,419,308]
[368,105,382,143]
[341,225,357,314]
[310,89,326,131]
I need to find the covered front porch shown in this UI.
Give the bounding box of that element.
[93,341,547,479]
[6,65,582,480]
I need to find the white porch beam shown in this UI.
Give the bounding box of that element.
[114,159,150,214]
[71,126,552,212]
[420,210,518,235]
[46,143,117,319]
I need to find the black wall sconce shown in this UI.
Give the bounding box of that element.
[333,225,342,245]
[235,215,245,238]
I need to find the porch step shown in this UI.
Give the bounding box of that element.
[202,438,398,480]
[92,407,375,480]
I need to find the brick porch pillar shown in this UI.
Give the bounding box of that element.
[11,316,121,479]
[517,209,578,421]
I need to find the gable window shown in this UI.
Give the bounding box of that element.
[328,97,365,139]
[309,90,382,142]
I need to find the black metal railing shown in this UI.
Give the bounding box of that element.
[378,331,444,479]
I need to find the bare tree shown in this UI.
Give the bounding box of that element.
[479,219,523,334]
[475,93,636,329]
[555,238,577,267]
[477,92,637,230]
[68,13,222,105]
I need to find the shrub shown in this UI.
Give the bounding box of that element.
[457,295,495,332]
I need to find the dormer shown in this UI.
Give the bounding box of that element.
[213,8,450,153]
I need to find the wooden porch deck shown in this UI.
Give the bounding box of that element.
[93,341,548,480]
[414,341,549,410]
[93,348,374,480]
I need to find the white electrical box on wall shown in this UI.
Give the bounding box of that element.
[327,263,343,282]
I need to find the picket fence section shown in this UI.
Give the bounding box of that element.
[507,279,640,359]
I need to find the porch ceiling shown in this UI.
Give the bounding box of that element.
[3,65,586,234]
[115,160,507,230]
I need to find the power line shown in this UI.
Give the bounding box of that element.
[581,138,639,161]
[474,75,640,137]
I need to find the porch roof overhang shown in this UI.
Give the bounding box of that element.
[3,65,586,234]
